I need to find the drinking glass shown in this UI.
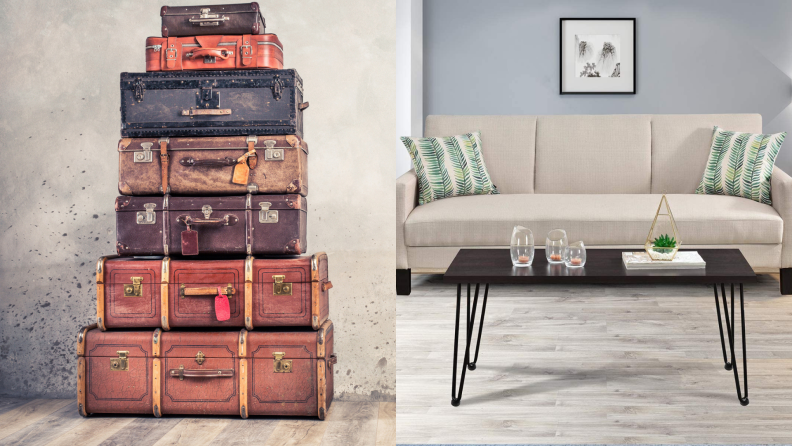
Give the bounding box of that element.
[510,226,534,267]
[545,229,568,263]
[564,241,586,267]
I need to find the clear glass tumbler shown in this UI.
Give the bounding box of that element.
[545,229,568,263]
[564,241,586,267]
[510,226,534,267]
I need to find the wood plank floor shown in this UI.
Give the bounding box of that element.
[0,401,395,446]
[397,274,792,444]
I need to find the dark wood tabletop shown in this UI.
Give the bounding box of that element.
[443,249,757,285]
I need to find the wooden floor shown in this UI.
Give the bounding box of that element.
[0,400,394,446]
[397,274,792,444]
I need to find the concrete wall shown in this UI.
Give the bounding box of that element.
[424,0,792,172]
[0,0,396,400]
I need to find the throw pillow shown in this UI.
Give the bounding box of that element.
[400,132,499,205]
[695,126,786,205]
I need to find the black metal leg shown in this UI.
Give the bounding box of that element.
[451,283,481,406]
[713,283,749,406]
[468,284,489,371]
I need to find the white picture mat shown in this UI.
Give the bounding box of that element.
[561,20,634,92]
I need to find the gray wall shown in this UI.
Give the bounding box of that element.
[0,0,396,400]
[424,0,792,172]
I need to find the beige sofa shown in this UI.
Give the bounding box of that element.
[396,114,792,295]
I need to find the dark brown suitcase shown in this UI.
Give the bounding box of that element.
[160,3,265,37]
[95,254,331,330]
[77,321,335,418]
[120,69,306,139]
[146,34,283,71]
[115,195,306,256]
[118,135,308,196]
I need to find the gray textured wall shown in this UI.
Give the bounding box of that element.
[0,0,396,400]
[424,0,792,172]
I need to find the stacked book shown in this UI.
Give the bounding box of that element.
[622,251,706,269]
[77,3,336,420]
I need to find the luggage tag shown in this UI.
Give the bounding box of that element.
[232,150,256,185]
[181,222,199,256]
[215,286,231,321]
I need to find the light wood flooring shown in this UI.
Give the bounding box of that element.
[397,274,792,444]
[0,400,394,446]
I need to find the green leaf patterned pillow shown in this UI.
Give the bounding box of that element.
[696,126,786,205]
[401,132,499,205]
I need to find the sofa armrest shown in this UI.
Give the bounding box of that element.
[772,166,792,268]
[397,170,418,269]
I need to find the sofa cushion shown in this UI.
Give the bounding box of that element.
[534,115,652,194]
[424,115,537,194]
[651,114,762,194]
[404,193,782,247]
[695,126,786,206]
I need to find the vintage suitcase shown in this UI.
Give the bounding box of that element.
[77,321,335,418]
[146,34,283,72]
[95,254,331,330]
[115,194,306,256]
[120,69,306,138]
[118,135,308,196]
[161,3,265,37]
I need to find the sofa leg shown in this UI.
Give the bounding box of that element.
[781,268,792,295]
[397,269,411,295]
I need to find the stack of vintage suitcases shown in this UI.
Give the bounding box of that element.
[76,3,336,420]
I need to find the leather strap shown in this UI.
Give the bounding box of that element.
[247,137,257,169]
[241,34,254,66]
[165,37,179,70]
[161,258,170,331]
[96,257,107,331]
[239,329,248,418]
[244,256,254,330]
[169,368,234,378]
[152,329,162,417]
[159,138,169,194]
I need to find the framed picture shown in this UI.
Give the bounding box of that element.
[560,18,636,94]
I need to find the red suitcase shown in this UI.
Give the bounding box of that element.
[77,321,335,419]
[146,34,283,71]
[95,254,332,330]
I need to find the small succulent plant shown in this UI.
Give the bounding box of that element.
[652,234,677,248]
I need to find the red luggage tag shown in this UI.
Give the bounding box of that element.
[215,286,230,321]
[181,223,199,256]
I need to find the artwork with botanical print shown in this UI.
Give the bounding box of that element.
[575,34,620,78]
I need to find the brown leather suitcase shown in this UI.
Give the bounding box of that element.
[161,3,265,37]
[77,321,335,418]
[95,254,331,330]
[146,34,283,71]
[118,135,307,196]
[115,194,307,256]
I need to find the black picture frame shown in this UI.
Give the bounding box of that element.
[559,18,636,94]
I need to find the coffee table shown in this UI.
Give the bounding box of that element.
[443,249,757,406]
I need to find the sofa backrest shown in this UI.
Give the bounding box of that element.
[424,113,762,195]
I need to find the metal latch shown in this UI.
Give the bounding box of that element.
[271,76,283,101]
[198,85,221,109]
[259,202,278,224]
[133,78,145,103]
[110,351,129,371]
[273,275,292,296]
[189,8,229,26]
[124,277,143,297]
[273,352,292,373]
[134,142,153,163]
[195,351,205,365]
[136,203,156,225]
[263,140,283,161]
[202,205,212,219]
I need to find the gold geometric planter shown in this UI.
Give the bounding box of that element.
[644,195,681,261]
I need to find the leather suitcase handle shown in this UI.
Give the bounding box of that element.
[188,16,230,24]
[188,48,233,60]
[329,354,338,365]
[180,284,235,298]
[180,157,237,167]
[322,281,333,291]
[170,367,234,379]
[299,102,309,111]
[177,215,239,226]
[181,109,232,116]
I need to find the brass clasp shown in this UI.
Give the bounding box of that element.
[273,275,292,296]
[110,351,129,371]
[195,351,205,365]
[124,277,143,297]
[273,352,292,373]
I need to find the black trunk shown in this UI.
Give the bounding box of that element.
[781,268,792,295]
[397,269,411,295]
[120,69,305,138]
